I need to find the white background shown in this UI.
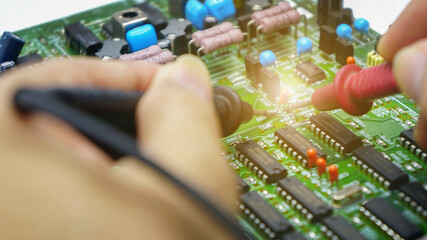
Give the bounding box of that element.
[0,0,410,35]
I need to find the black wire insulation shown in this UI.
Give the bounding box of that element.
[14,88,249,240]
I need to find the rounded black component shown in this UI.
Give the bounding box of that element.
[213,86,254,136]
[157,39,172,50]
[203,15,218,29]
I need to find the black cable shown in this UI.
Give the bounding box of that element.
[14,88,249,240]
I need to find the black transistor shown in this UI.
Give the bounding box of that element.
[64,22,102,56]
[260,67,280,100]
[319,25,336,54]
[160,18,192,56]
[16,53,43,66]
[134,2,168,31]
[95,39,128,60]
[244,55,262,86]
[335,37,354,65]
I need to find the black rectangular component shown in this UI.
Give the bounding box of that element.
[361,198,422,240]
[399,182,427,218]
[260,67,280,100]
[235,140,287,183]
[309,113,362,154]
[16,53,42,66]
[275,126,326,168]
[335,37,354,65]
[321,215,366,240]
[64,22,102,56]
[167,0,187,18]
[134,2,168,31]
[400,128,427,162]
[240,191,293,238]
[280,231,307,240]
[160,19,192,56]
[353,146,409,189]
[294,61,326,84]
[237,14,256,37]
[244,55,262,86]
[277,176,332,222]
[236,174,250,193]
[101,21,113,38]
[319,25,337,54]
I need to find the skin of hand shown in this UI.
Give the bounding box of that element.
[376,0,427,149]
[0,55,236,240]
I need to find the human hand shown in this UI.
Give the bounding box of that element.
[0,55,236,239]
[376,0,427,149]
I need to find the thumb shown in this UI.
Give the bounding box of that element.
[393,39,427,149]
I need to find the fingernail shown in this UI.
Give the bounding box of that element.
[172,55,212,101]
[394,48,427,103]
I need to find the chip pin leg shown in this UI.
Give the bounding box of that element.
[256,26,263,52]
[197,47,204,57]
[188,39,194,54]
[247,20,255,53]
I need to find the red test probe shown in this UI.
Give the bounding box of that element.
[312,63,399,116]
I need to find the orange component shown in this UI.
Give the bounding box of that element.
[346,56,355,64]
[279,88,290,105]
[316,158,327,176]
[307,148,317,168]
[328,164,339,183]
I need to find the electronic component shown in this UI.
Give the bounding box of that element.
[143,50,175,64]
[251,2,291,25]
[237,14,255,33]
[101,22,113,38]
[354,18,370,36]
[157,39,171,51]
[328,164,339,184]
[309,113,362,154]
[346,56,355,64]
[0,61,15,74]
[335,37,354,65]
[64,22,102,56]
[367,50,385,67]
[204,0,236,22]
[259,50,275,67]
[332,184,362,208]
[317,0,330,26]
[239,191,293,239]
[120,45,162,61]
[260,67,280,100]
[16,53,43,66]
[307,148,317,168]
[126,24,158,52]
[203,15,218,29]
[321,215,367,240]
[296,37,312,57]
[279,231,307,240]
[200,29,244,54]
[244,54,262,86]
[400,128,427,162]
[316,158,327,176]
[258,10,301,33]
[274,126,326,168]
[235,140,287,183]
[95,39,128,60]
[353,146,409,189]
[399,182,427,218]
[244,0,271,15]
[134,2,168,31]
[160,18,193,56]
[276,176,332,222]
[185,0,209,30]
[111,8,147,39]
[0,31,25,63]
[336,23,352,42]
[294,61,326,84]
[167,0,187,18]
[340,8,354,26]
[319,25,337,54]
[236,175,250,193]
[192,22,234,47]
[361,197,422,240]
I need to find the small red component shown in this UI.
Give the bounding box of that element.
[307,148,317,168]
[279,88,290,105]
[316,158,327,176]
[311,63,399,116]
[346,56,355,64]
[328,164,339,183]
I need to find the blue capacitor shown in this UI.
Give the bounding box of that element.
[204,0,236,22]
[126,24,158,52]
[354,18,370,36]
[336,23,353,42]
[0,31,25,63]
[259,50,276,67]
[296,37,312,57]
[186,0,209,30]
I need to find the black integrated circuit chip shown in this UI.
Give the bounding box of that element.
[276,176,332,222]
[275,126,326,168]
[101,21,113,38]
[64,22,102,56]
[321,215,367,240]
[400,128,427,162]
[294,60,326,84]
[236,174,250,193]
[399,182,427,218]
[239,191,293,239]
[309,113,362,154]
[361,198,422,240]
[279,230,307,240]
[235,140,287,183]
[353,146,408,189]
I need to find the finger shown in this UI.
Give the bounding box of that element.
[132,55,236,237]
[377,0,427,61]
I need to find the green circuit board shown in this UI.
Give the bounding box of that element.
[11,0,426,239]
